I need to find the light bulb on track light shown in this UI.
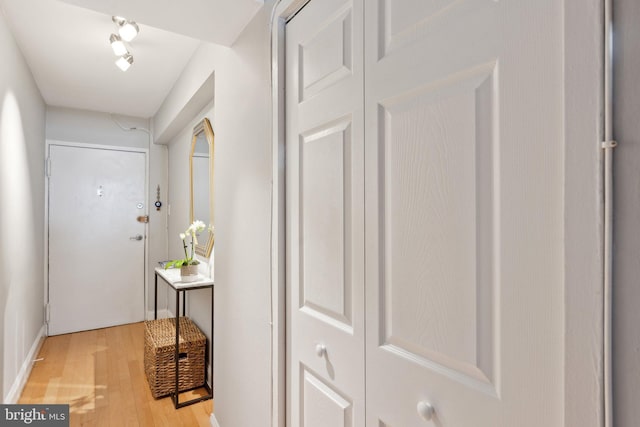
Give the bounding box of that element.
[115,54,134,72]
[112,16,139,42]
[109,34,127,56]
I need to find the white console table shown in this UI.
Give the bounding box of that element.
[154,267,214,408]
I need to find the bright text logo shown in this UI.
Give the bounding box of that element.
[0,405,68,426]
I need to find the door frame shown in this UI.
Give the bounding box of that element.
[269,1,605,427]
[270,3,310,427]
[44,140,149,336]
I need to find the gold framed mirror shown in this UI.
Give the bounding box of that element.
[189,118,215,258]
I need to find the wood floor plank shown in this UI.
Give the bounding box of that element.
[129,359,155,427]
[18,322,212,427]
[160,393,184,427]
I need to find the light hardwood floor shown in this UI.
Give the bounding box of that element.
[19,322,213,427]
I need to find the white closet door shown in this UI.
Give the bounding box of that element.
[286,0,365,425]
[365,1,566,426]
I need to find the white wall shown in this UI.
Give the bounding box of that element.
[613,0,640,425]
[46,107,150,149]
[0,9,46,402]
[153,43,226,144]
[46,106,169,315]
[207,6,275,425]
[160,2,275,425]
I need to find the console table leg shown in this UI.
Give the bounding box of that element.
[154,273,158,320]
[214,288,216,398]
[174,289,180,408]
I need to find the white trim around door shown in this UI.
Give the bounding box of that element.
[270,2,312,427]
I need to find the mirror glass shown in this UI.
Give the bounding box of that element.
[190,118,214,257]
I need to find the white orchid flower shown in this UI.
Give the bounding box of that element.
[167,221,207,270]
[194,221,207,244]
[192,220,206,231]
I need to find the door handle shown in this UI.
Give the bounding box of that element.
[129,234,143,241]
[417,401,435,421]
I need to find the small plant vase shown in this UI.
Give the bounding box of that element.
[180,264,199,282]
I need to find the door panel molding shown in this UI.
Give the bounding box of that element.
[299,118,353,331]
[298,6,353,102]
[377,62,498,391]
[301,365,353,427]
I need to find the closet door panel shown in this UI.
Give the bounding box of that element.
[286,0,365,425]
[365,0,566,426]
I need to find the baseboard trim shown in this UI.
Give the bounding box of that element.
[210,413,220,427]
[4,324,46,404]
[146,309,172,320]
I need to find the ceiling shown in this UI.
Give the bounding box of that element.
[0,0,264,118]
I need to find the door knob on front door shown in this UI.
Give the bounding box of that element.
[129,234,143,241]
[315,344,326,357]
[417,401,435,421]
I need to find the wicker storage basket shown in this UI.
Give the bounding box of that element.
[144,317,206,399]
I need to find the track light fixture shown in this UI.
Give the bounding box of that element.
[109,16,140,72]
[112,16,139,42]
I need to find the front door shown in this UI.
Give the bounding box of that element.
[48,144,146,335]
[286,0,365,425]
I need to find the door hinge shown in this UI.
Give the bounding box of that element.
[45,157,52,177]
[45,303,50,324]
